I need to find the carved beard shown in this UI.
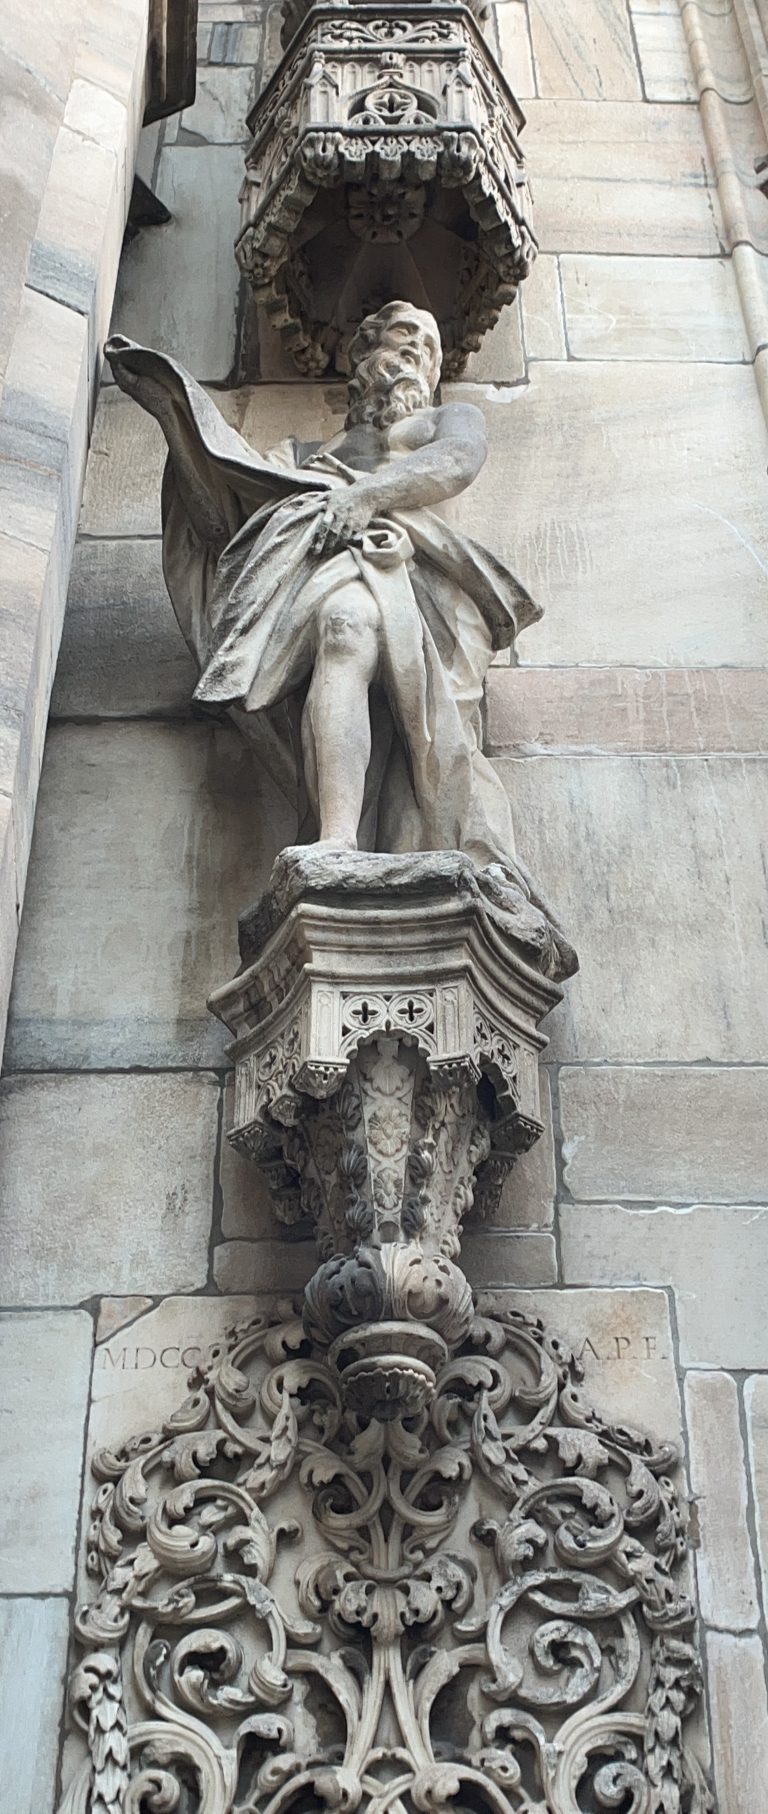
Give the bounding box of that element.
[346,348,432,428]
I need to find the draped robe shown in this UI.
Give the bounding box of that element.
[106,336,541,866]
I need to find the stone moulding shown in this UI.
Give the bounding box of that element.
[235,3,536,375]
[57,1296,712,1814]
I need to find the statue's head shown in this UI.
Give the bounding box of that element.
[345,301,442,429]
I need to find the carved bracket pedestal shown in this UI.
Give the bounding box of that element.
[235,3,536,374]
[209,848,564,1418]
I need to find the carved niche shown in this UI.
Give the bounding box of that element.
[235,3,536,376]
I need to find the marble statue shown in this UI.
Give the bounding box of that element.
[105,302,541,878]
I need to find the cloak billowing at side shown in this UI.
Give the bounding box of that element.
[105,334,541,865]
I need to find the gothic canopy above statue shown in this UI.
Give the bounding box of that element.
[236,2,537,376]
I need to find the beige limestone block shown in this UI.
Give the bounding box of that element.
[519,253,566,359]
[221,1076,288,1240]
[559,1067,768,1200]
[483,1286,681,1441]
[5,721,295,1068]
[0,797,18,1059]
[447,363,768,666]
[0,37,62,404]
[214,1239,316,1294]
[486,667,768,754]
[745,1375,768,1623]
[527,0,642,98]
[80,384,343,536]
[630,9,697,101]
[493,1,536,97]
[110,145,243,382]
[483,1068,556,1228]
[560,1203,768,1368]
[0,1310,92,1590]
[0,530,52,881]
[29,120,122,358]
[0,1073,218,1302]
[706,1632,768,1810]
[461,1231,557,1285]
[0,284,89,556]
[166,63,255,142]
[560,253,748,361]
[462,299,526,384]
[522,99,719,255]
[51,537,197,718]
[96,1296,154,1342]
[89,1293,259,1457]
[0,1596,70,1814]
[684,1371,759,1630]
[496,758,768,1063]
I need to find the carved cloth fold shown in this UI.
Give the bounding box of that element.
[105,337,541,863]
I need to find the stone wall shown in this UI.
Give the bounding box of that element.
[2,0,768,1806]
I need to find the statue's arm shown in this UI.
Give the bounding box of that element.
[313,402,487,552]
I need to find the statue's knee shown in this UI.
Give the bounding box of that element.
[317,594,378,656]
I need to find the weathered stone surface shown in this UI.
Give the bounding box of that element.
[629,8,696,101]
[29,121,122,354]
[462,299,526,384]
[79,384,342,536]
[560,1202,768,1368]
[519,252,566,359]
[5,721,295,1068]
[0,284,88,557]
[494,0,535,97]
[560,253,747,361]
[496,759,768,1062]
[110,145,244,381]
[0,38,62,403]
[0,796,18,1059]
[451,363,768,666]
[684,1371,759,1631]
[0,1310,92,1591]
[51,537,197,717]
[482,1068,555,1228]
[744,1374,768,1623]
[527,0,641,98]
[0,1597,70,1814]
[167,62,254,141]
[559,1068,768,1199]
[220,1076,285,1239]
[96,1296,154,1342]
[462,1231,557,1285]
[706,1632,768,1811]
[213,1239,316,1294]
[484,1285,682,1441]
[486,667,768,754]
[0,1073,218,1302]
[522,100,719,255]
[89,1294,254,1457]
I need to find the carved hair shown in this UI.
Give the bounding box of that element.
[346,301,442,427]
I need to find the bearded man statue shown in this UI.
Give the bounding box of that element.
[105,302,543,886]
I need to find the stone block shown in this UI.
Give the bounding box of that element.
[483,1285,682,1441]
[560,1202,768,1368]
[495,759,768,1063]
[0,1073,218,1302]
[0,1597,70,1814]
[630,8,697,101]
[519,252,566,359]
[559,1067,768,1199]
[5,721,295,1069]
[0,42,61,402]
[481,1067,555,1227]
[486,667,768,754]
[220,1076,283,1239]
[0,285,89,557]
[28,121,122,361]
[462,299,525,384]
[449,362,768,666]
[560,253,748,361]
[79,384,342,536]
[527,0,641,98]
[684,1371,759,1630]
[745,1375,768,1623]
[706,1632,768,1811]
[0,796,18,1059]
[110,144,245,382]
[522,99,719,255]
[461,1231,557,1285]
[89,1294,262,1458]
[0,1310,92,1591]
[213,1238,317,1293]
[167,63,255,142]
[493,0,535,97]
[51,537,197,718]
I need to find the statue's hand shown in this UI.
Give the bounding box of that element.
[312,483,378,555]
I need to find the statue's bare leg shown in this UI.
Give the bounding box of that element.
[303,582,380,848]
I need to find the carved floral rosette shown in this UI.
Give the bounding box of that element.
[58,1297,712,1814]
[235,3,536,375]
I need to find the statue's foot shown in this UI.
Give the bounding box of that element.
[312,835,358,853]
